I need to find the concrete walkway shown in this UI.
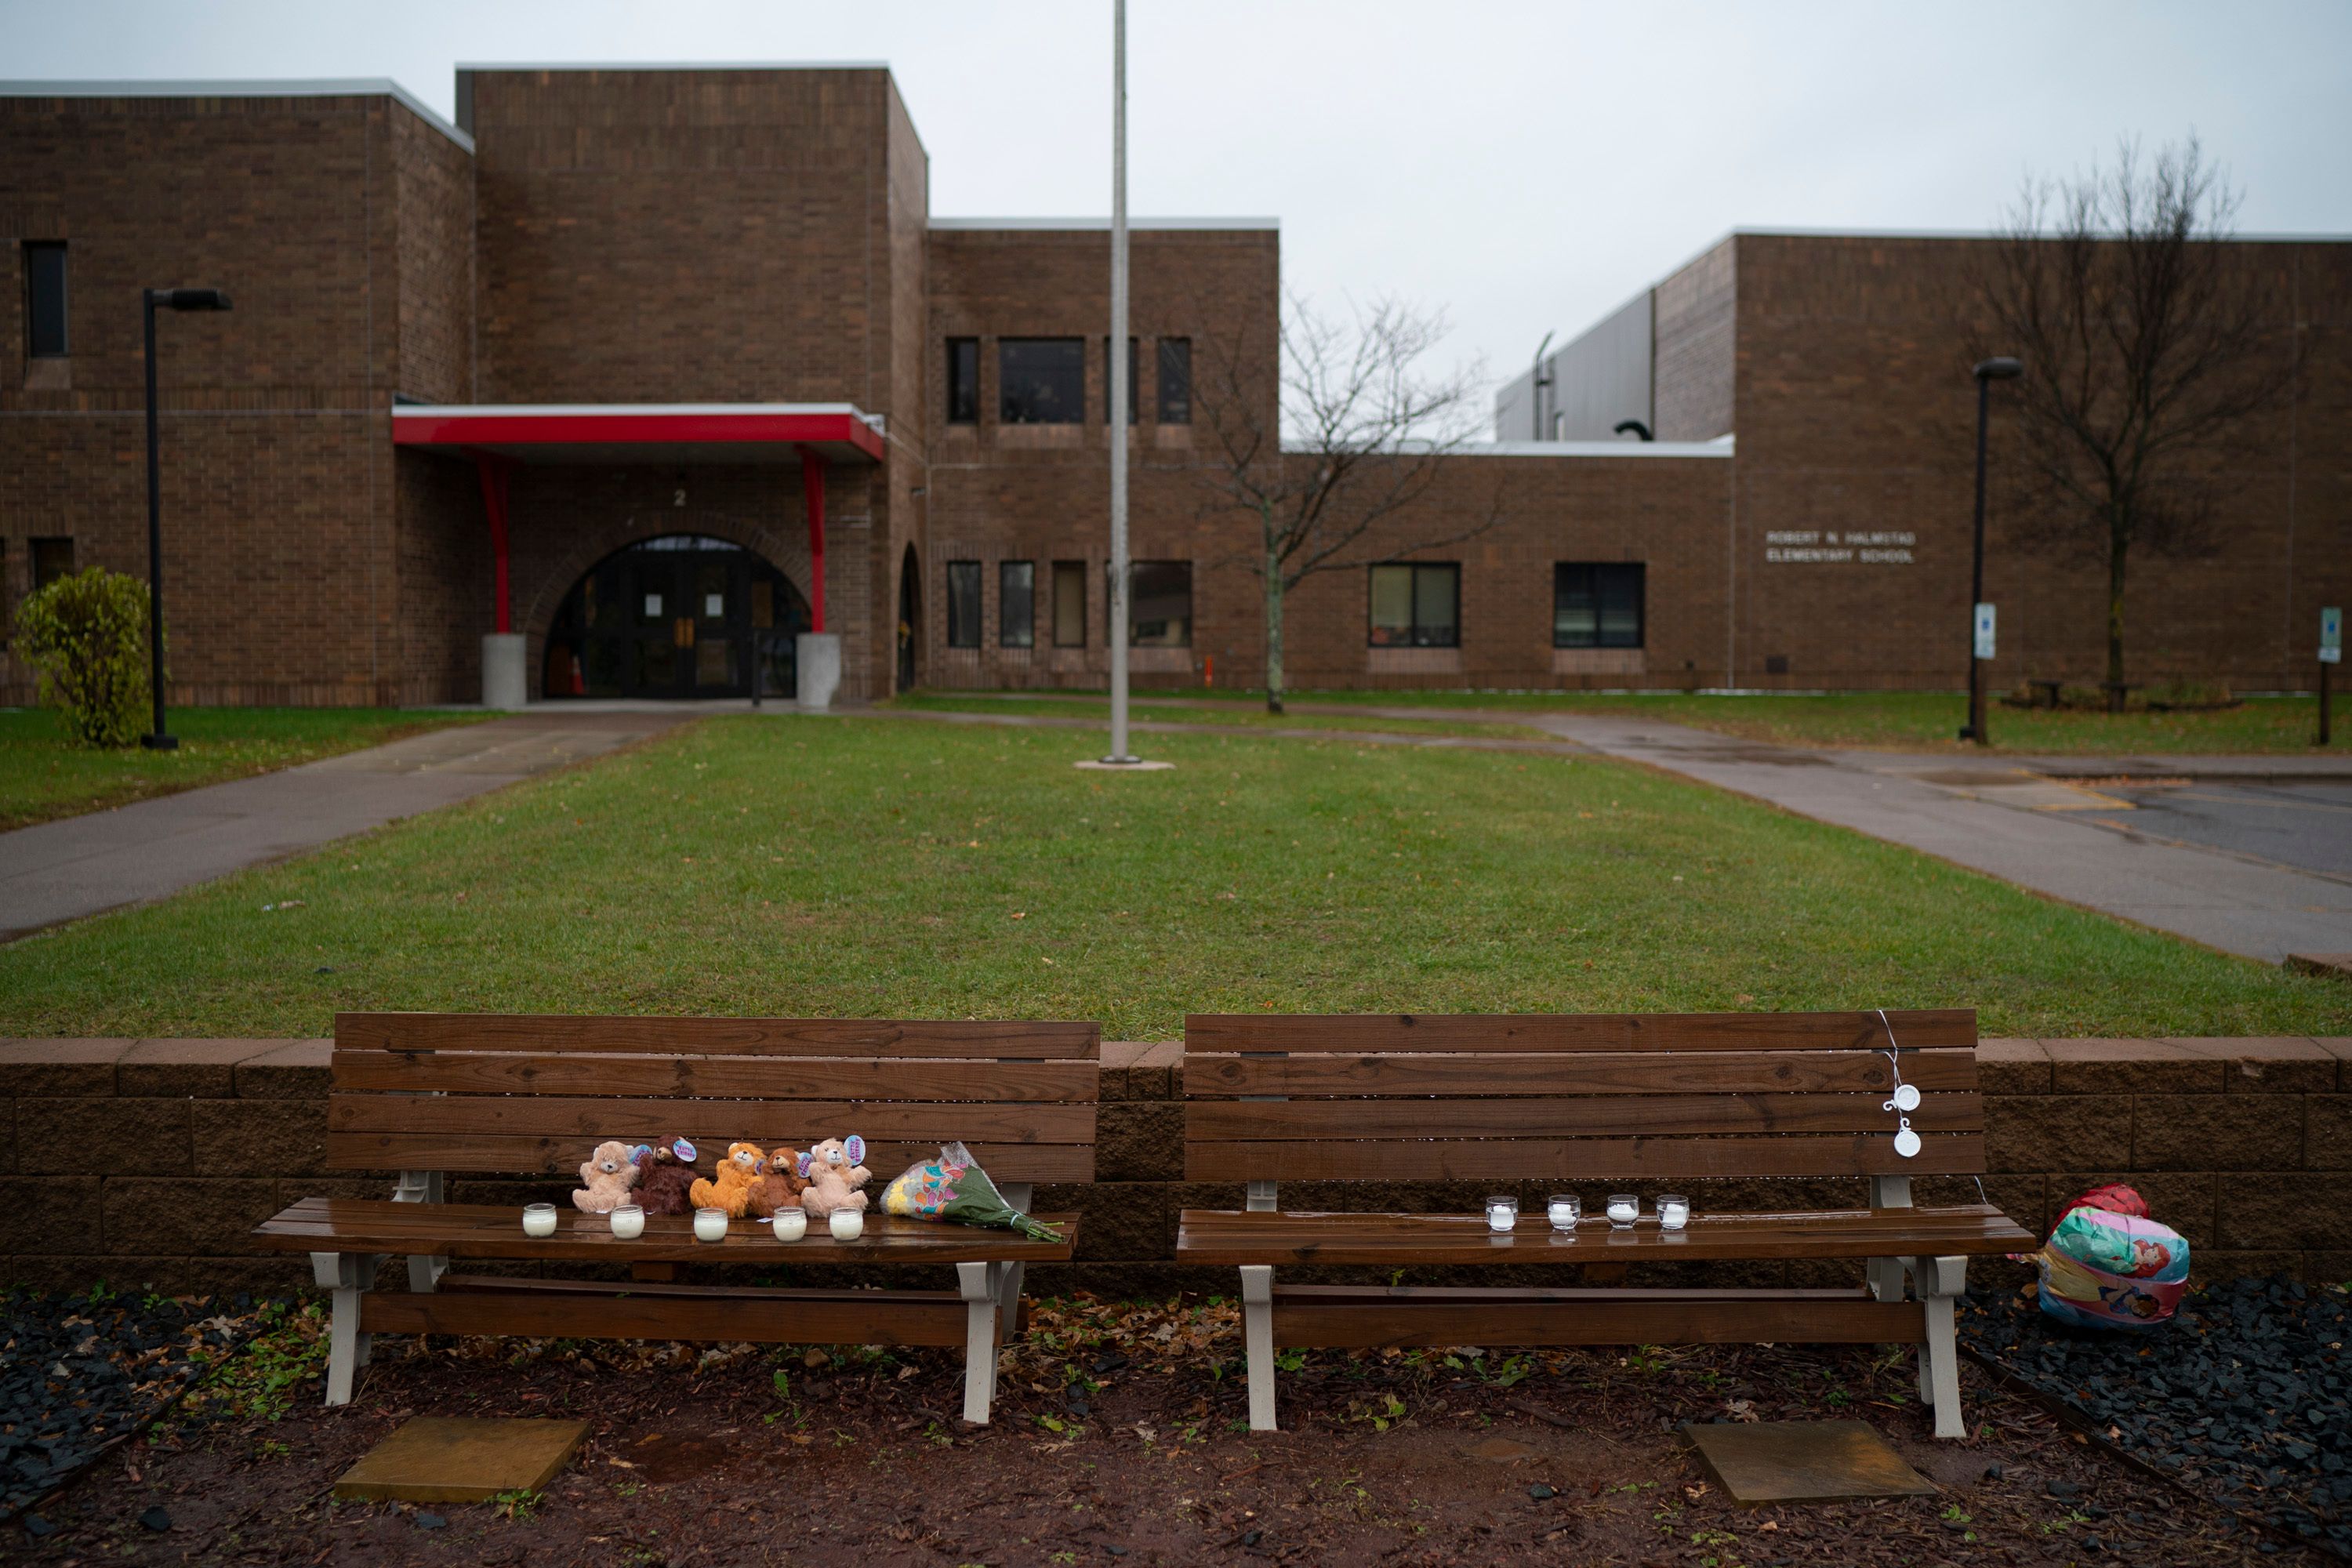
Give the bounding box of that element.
[0,710,688,939]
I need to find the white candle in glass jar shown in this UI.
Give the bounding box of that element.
[1658,1194,1690,1232]
[693,1207,729,1243]
[772,1209,808,1242]
[521,1203,558,1238]
[1484,1195,1518,1233]
[1547,1194,1581,1232]
[829,1208,866,1241]
[1606,1194,1639,1229]
[608,1204,644,1240]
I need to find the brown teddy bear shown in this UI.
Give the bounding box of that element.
[688,1142,765,1219]
[572,1141,641,1213]
[797,1136,872,1218]
[745,1145,808,1219]
[630,1138,701,1218]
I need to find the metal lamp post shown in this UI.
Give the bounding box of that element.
[1962,355,2022,745]
[140,286,232,751]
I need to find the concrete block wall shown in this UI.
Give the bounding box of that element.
[5,1036,2349,1301]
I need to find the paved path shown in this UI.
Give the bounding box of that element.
[0,710,688,939]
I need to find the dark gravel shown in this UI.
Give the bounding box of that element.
[0,1287,249,1523]
[1963,1276,2352,1555]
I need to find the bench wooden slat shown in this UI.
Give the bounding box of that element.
[1187,1092,1981,1142]
[1265,1287,1926,1348]
[330,1051,1099,1103]
[1183,1048,1977,1098]
[1174,1205,2031,1265]
[361,1283,970,1348]
[1185,1009,1974,1055]
[323,1134,1094,1182]
[1183,1133,1987,1181]
[338,1012,1100,1059]
[254,1197,1076,1263]
[328,1094,1097,1145]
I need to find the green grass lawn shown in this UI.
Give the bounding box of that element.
[0,706,492,830]
[961,687,2335,756]
[890,691,1559,742]
[2,715,2339,1040]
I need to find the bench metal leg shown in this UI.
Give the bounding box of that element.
[995,1184,1032,1340]
[959,1261,1004,1425]
[391,1169,448,1294]
[1868,1175,1911,1305]
[312,1252,379,1407]
[1240,1265,1276,1432]
[1913,1254,1967,1439]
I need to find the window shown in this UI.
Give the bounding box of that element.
[31,537,75,590]
[999,561,1035,648]
[1052,561,1087,647]
[946,561,982,648]
[1368,563,1459,648]
[946,337,978,424]
[1554,562,1645,648]
[24,242,67,358]
[1157,337,1191,424]
[998,339,1084,424]
[1103,336,1138,423]
[1129,561,1192,647]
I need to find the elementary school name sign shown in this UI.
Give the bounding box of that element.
[1764,530,1916,565]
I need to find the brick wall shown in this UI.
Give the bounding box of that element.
[5,1035,2347,1301]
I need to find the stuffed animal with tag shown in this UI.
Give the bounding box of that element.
[797,1136,872,1218]
[745,1145,809,1219]
[688,1142,765,1219]
[572,1140,642,1214]
[630,1138,701,1218]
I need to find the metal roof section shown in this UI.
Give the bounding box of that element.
[1281,437,1733,459]
[390,403,887,465]
[0,78,473,152]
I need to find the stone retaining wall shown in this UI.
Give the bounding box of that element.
[4,1036,2349,1299]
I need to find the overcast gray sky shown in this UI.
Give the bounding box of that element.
[10,0,2349,394]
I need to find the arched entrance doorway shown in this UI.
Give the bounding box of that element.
[543,534,810,699]
[896,543,923,694]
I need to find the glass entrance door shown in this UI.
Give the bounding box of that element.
[545,535,808,701]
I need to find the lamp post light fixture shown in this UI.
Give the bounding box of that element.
[140,286,232,751]
[1962,355,2023,746]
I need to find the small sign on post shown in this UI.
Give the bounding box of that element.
[2322,607,2342,747]
[1973,603,1997,661]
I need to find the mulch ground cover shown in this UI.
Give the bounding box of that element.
[2,1289,2332,1565]
[1964,1276,2352,1558]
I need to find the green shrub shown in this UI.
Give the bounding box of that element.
[13,567,161,747]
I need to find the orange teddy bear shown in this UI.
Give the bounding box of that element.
[687,1142,765,1219]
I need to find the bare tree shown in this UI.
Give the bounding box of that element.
[1193,292,1500,713]
[1973,136,2295,695]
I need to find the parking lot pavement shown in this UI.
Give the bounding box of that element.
[2093,780,2352,880]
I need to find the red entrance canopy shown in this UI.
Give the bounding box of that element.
[391,403,880,640]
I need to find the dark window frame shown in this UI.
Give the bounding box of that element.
[946,337,979,424]
[1156,337,1192,424]
[999,560,1036,648]
[30,536,76,591]
[1552,561,1646,649]
[1051,559,1087,648]
[1128,559,1193,648]
[24,241,68,359]
[1367,561,1461,648]
[945,560,983,648]
[998,337,1087,425]
[1103,335,1138,424]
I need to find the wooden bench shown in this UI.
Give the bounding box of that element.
[253,1012,1098,1424]
[1175,1010,2034,1437]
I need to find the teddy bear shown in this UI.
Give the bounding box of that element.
[630,1138,702,1218]
[688,1142,766,1219]
[744,1145,809,1219]
[797,1136,872,1218]
[572,1141,641,1213]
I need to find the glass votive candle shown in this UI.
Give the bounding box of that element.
[692,1207,729,1243]
[1547,1194,1581,1232]
[608,1204,644,1240]
[521,1203,558,1238]
[1606,1193,1640,1229]
[829,1208,866,1242]
[1484,1195,1519,1233]
[772,1208,808,1243]
[1658,1194,1690,1232]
